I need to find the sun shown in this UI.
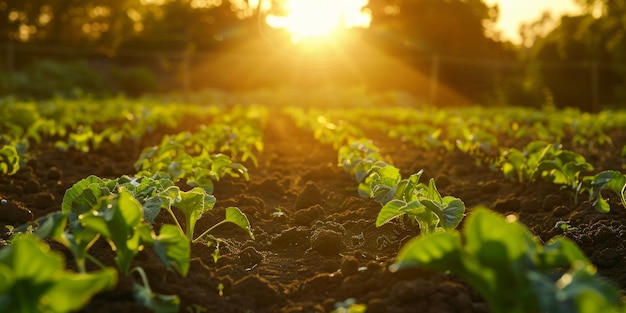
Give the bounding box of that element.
[266,0,371,43]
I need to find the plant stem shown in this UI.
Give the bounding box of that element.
[166,208,183,233]
[192,220,228,244]
[130,266,151,293]
[86,253,108,270]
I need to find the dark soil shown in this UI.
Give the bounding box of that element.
[1,110,626,312]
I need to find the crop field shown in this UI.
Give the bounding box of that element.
[1,91,626,313]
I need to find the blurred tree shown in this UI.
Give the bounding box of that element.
[0,0,144,51]
[364,0,515,104]
[529,0,626,110]
[0,0,257,52]
[121,0,258,52]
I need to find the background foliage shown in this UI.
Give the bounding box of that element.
[0,0,624,110]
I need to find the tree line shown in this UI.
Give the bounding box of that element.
[1,0,624,110]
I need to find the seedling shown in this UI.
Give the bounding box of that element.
[554,220,576,231]
[579,170,626,213]
[0,234,117,313]
[392,208,622,313]
[0,145,20,175]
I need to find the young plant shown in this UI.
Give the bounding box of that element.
[62,175,254,253]
[500,141,558,183]
[370,166,465,234]
[579,170,626,213]
[0,234,117,313]
[500,141,593,194]
[391,208,623,313]
[134,136,249,193]
[338,139,388,185]
[0,145,20,175]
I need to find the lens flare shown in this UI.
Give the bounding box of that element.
[266,0,371,43]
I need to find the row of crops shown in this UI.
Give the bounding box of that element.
[1,95,626,312]
[284,106,626,312]
[0,98,265,312]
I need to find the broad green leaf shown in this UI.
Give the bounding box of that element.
[397,171,424,202]
[426,178,442,203]
[153,225,190,277]
[186,168,215,193]
[62,175,113,227]
[465,209,530,265]
[43,268,117,313]
[158,185,181,209]
[589,171,626,212]
[391,231,462,272]
[375,199,407,227]
[593,196,611,213]
[0,235,116,313]
[142,196,162,223]
[225,207,255,239]
[541,237,590,268]
[407,204,439,234]
[32,211,67,242]
[80,190,144,274]
[422,197,465,231]
[372,165,401,187]
[0,234,62,284]
[174,187,216,241]
[603,172,626,208]
[369,166,401,204]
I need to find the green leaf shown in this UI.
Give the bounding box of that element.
[153,225,190,277]
[173,187,216,241]
[0,234,62,286]
[396,170,424,202]
[376,199,407,227]
[0,235,117,313]
[186,169,215,194]
[79,190,144,274]
[157,185,181,209]
[0,264,14,294]
[540,237,590,268]
[0,145,20,175]
[62,175,113,230]
[426,178,442,203]
[370,166,401,204]
[391,231,462,272]
[142,196,163,223]
[32,211,67,242]
[464,209,531,266]
[43,268,117,313]
[422,197,465,231]
[588,171,626,212]
[225,207,255,240]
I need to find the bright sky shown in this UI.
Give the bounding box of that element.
[484,0,582,44]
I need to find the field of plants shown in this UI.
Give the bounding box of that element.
[1,90,626,313]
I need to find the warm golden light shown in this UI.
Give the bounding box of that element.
[266,0,371,43]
